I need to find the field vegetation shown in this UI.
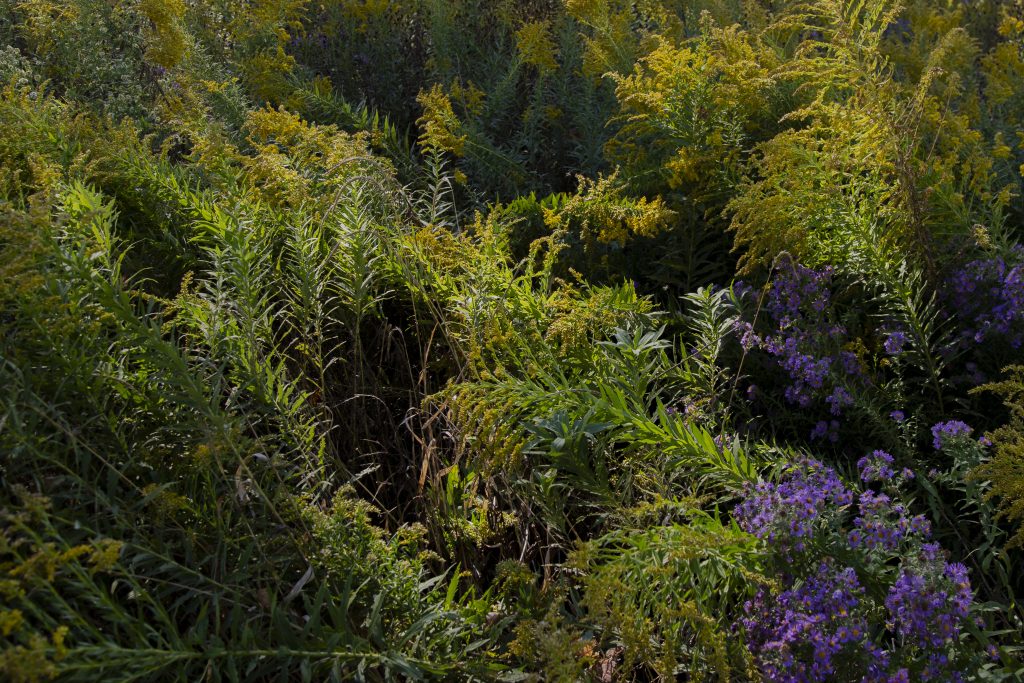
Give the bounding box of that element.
[2,0,1024,680]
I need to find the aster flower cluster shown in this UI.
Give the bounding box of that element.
[810,419,840,443]
[740,562,868,681]
[848,489,930,553]
[885,562,972,650]
[734,263,863,441]
[931,420,973,450]
[856,450,915,487]
[857,450,895,483]
[882,329,908,356]
[946,247,1024,349]
[736,458,978,681]
[734,457,852,556]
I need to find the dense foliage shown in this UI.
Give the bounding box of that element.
[2,0,1024,680]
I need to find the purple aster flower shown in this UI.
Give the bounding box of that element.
[734,458,852,555]
[734,451,977,681]
[931,420,973,450]
[740,562,870,681]
[946,247,1024,350]
[885,564,973,649]
[883,330,908,355]
[857,450,895,483]
[737,260,866,420]
[810,419,840,443]
[840,350,861,375]
[826,386,853,415]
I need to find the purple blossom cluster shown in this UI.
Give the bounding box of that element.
[849,489,929,552]
[734,262,863,440]
[931,420,973,450]
[857,450,896,483]
[763,264,834,323]
[856,450,914,486]
[825,385,853,415]
[946,247,1024,349]
[770,338,833,408]
[849,452,925,553]
[886,563,972,649]
[810,419,840,443]
[883,330,908,355]
[736,458,977,681]
[734,458,852,555]
[965,361,986,385]
[740,562,868,681]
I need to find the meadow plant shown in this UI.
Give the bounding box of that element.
[736,457,990,682]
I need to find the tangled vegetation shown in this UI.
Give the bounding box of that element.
[2,0,1024,680]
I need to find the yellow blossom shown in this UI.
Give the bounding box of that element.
[516,20,559,74]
